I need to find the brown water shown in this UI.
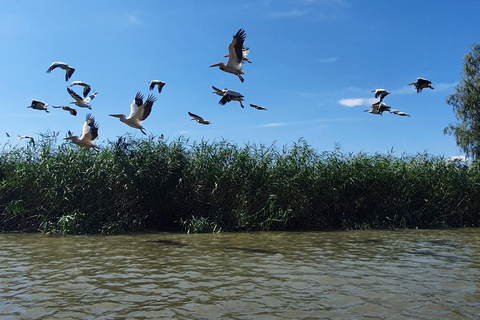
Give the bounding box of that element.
[0,229,479,319]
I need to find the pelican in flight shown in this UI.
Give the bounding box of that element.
[409,77,434,93]
[18,135,35,143]
[250,104,267,110]
[52,105,77,116]
[28,99,49,113]
[46,62,75,81]
[364,101,392,115]
[371,89,390,101]
[212,86,245,108]
[392,110,410,117]
[65,113,99,151]
[224,45,252,64]
[210,29,246,82]
[188,112,211,125]
[67,87,97,109]
[149,80,166,93]
[69,81,91,98]
[109,92,157,135]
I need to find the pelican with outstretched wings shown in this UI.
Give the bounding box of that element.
[149,80,166,93]
[409,77,434,93]
[210,29,247,82]
[188,112,211,125]
[109,92,157,135]
[67,87,97,109]
[46,62,75,81]
[28,99,49,113]
[65,113,99,151]
[52,105,77,116]
[212,86,245,108]
[364,101,392,115]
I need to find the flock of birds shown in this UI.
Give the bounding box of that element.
[22,28,266,152]
[365,77,434,116]
[21,28,434,151]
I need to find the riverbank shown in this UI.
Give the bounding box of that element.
[1,134,479,234]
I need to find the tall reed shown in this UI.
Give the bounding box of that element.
[1,134,478,234]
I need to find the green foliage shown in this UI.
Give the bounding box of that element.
[1,134,479,234]
[445,43,480,159]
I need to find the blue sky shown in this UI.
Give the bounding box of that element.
[1,0,479,158]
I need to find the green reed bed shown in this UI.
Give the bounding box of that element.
[1,134,479,234]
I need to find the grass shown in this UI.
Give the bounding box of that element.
[1,133,479,234]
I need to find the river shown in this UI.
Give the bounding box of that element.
[1,229,479,319]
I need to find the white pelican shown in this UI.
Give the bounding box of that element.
[69,81,91,98]
[149,80,166,93]
[212,86,245,108]
[409,77,434,93]
[109,92,157,135]
[188,112,211,125]
[250,104,267,110]
[18,135,35,143]
[52,105,77,116]
[28,99,49,113]
[364,101,392,115]
[224,45,252,64]
[210,29,246,82]
[371,89,390,101]
[46,62,75,81]
[65,113,99,151]
[67,87,97,109]
[392,110,410,117]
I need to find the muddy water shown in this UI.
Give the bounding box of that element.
[1,229,479,319]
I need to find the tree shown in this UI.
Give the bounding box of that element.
[444,43,480,160]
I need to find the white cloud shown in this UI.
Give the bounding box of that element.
[126,14,142,25]
[317,57,338,63]
[338,98,377,107]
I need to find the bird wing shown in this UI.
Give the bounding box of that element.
[138,94,157,121]
[84,92,97,104]
[83,85,91,98]
[46,62,66,73]
[128,92,144,118]
[81,113,98,141]
[188,111,204,121]
[65,67,75,81]
[219,94,232,105]
[226,29,246,69]
[67,87,84,103]
[417,78,431,85]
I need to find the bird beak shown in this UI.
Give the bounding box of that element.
[209,63,221,68]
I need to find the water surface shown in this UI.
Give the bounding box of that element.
[1,229,479,319]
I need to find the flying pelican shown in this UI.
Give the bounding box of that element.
[28,99,49,113]
[188,112,211,125]
[67,87,97,109]
[392,110,410,117]
[364,101,392,115]
[149,80,166,93]
[64,113,99,151]
[409,77,434,93]
[210,29,246,82]
[212,86,245,108]
[250,104,267,110]
[109,92,157,135]
[46,62,75,81]
[68,81,92,98]
[18,135,35,143]
[52,105,77,116]
[371,89,390,101]
[224,45,252,64]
